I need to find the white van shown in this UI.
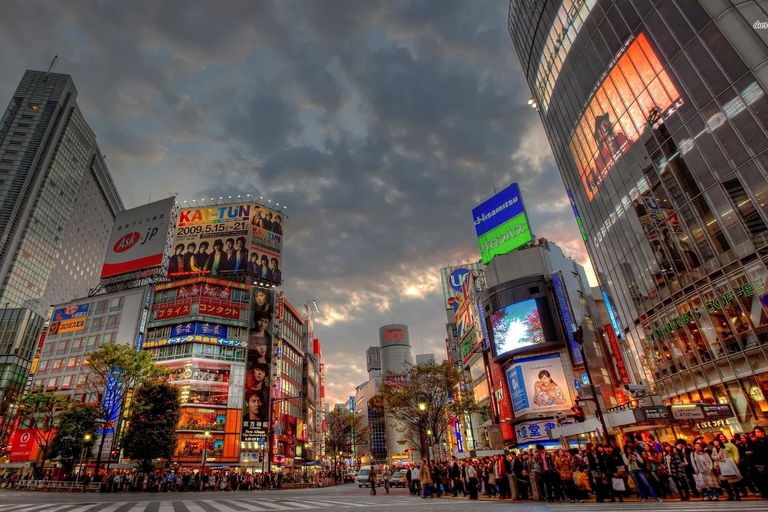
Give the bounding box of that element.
[356,467,379,488]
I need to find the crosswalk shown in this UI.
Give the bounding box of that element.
[546,499,767,511]
[0,497,416,512]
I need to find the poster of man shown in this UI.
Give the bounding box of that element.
[241,288,275,443]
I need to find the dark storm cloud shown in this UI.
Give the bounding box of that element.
[0,1,592,406]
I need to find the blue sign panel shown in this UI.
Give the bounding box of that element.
[602,290,623,339]
[99,369,123,435]
[171,322,229,338]
[52,303,90,322]
[472,183,525,237]
[448,267,471,293]
[506,365,529,413]
[550,271,583,364]
[454,419,464,453]
[574,379,582,393]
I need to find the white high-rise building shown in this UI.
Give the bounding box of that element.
[378,324,412,465]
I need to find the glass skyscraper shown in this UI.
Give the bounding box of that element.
[0,70,123,449]
[509,1,768,433]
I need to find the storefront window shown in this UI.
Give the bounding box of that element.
[725,380,752,424]
[178,408,226,432]
[690,292,720,360]
[748,349,768,373]
[716,359,735,381]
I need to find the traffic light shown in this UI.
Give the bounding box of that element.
[110,450,119,461]
[258,454,264,462]
[571,402,586,422]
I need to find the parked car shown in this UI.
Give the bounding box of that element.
[389,471,406,488]
[344,471,357,483]
[356,468,380,487]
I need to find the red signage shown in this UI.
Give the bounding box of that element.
[156,303,191,320]
[278,291,285,320]
[383,328,405,342]
[201,283,232,301]
[605,324,631,385]
[198,301,241,320]
[9,428,39,462]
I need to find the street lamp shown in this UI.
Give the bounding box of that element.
[202,430,211,473]
[417,395,427,412]
[75,434,92,485]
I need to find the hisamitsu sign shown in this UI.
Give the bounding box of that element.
[471,183,533,264]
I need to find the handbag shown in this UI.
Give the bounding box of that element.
[718,458,739,478]
[611,477,626,492]
[693,473,706,490]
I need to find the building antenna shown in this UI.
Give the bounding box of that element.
[493,183,497,194]
[44,55,59,82]
[421,337,424,353]
[147,193,152,204]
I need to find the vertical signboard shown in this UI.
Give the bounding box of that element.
[242,288,274,445]
[550,271,583,365]
[605,324,631,385]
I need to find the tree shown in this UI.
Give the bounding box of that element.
[50,402,99,476]
[16,391,68,477]
[121,382,180,474]
[85,344,165,474]
[380,360,477,463]
[325,408,368,471]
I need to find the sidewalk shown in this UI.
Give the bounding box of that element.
[438,493,765,503]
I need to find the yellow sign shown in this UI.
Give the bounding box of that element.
[391,453,410,461]
[57,318,87,334]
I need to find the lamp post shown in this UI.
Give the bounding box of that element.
[201,430,210,473]
[417,395,430,463]
[75,433,92,485]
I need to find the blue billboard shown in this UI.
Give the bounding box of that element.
[471,183,533,264]
[506,365,529,413]
[551,271,583,364]
[171,322,229,338]
[472,183,525,237]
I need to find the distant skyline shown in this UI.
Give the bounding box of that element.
[0,1,593,406]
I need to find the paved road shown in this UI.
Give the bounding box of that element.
[1,484,764,512]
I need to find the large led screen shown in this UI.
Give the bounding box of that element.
[569,33,682,201]
[490,299,545,357]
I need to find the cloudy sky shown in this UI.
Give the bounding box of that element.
[0,0,593,406]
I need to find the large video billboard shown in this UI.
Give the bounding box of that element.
[101,197,175,279]
[242,288,275,445]
[490,299,545,357]
[506,353,572,416]
[569,33,682,201]
[169,203,284,284]
[471,183,532,264]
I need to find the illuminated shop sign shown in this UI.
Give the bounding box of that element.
[566,189,587,241]
[550,271,582,365]
[647,279,766,341]
[471,183,532,264]
[142,335,246,349]
[569,33,682,201]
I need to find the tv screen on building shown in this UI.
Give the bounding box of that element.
[490,299,546,357]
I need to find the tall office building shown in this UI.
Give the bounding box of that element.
[508,1,768,434]
[366,346,381,379]
[0,70,122,446]
[378,324,412,464]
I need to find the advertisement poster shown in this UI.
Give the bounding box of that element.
[49,303,90,335]
[569,33,682,200]
[169,202,284,284]
[471,183,532,264]
[241,288,275,445]
[101,197,175,279]
[550,272,583,364]
[8,428,40,462]
[505,354,572,416]
[440,263,481,310]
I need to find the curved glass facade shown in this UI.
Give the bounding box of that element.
[509,0,768,431]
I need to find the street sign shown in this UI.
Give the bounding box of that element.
[574,379,582,393]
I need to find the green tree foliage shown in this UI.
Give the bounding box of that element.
[325,408,368,469]
[379,360,476,462]
[121,382,180,474]
[85,343,165,473]
[16,391,68,475]
[50,402,99,475]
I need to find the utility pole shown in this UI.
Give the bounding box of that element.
[573,326,610,441]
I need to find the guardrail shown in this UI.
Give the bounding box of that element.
[12,480,101,492]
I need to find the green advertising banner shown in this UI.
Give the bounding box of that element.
[477,212,532,264]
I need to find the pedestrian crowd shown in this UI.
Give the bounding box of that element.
[390,426,767,503]
[0,469,337,492]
